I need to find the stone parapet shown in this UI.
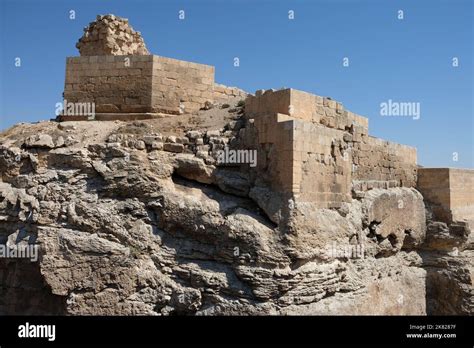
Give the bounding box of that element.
[246,88,369,135]
[418,168,474,223]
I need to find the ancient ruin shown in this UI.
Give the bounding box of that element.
[76,15,149,56]
[63,15,245,119]
[0,14,472,316]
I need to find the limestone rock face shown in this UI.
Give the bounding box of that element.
[24,134,55,148]
[76,14,149,56]
[421,250,473,315]
[0,109,469,315]
[361,188,426,254]
[420,204,473,314]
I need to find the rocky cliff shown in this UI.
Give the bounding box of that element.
[1,99,471,315]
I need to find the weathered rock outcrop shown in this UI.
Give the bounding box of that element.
[0,12,471,314]
[0,101,447,315]
[419,204,473,315]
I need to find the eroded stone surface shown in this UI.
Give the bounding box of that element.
[76,14,149,56]
[0,14,472,315]
[0,114,435,315]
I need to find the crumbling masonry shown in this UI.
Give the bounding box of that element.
[61,14,472,216]
[1,13,472,316]
[246,89,417,208]
[63,15,245,119]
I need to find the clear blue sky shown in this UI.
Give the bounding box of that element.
[0,0,472,168]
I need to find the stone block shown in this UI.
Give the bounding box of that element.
[163,143,184,153]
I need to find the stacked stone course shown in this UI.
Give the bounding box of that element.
[63,15,244,119]
[63,14,421,210]
[246,88,418,208]
[418,168,474,223]
[213,83,247,102]
[103,122,241,168]
[64,55,216,116]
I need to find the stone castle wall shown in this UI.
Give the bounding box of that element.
[449,169,474,222]
[418,168,474,223]
[213,83,247,102]
[63,12,420,210]
[248,88,417,208]
[63,14,249,118]
[352,137,417,187]
[150,56,215,114]
[246,89,369,132]
[64,55,216,116]
[63,53,419,209]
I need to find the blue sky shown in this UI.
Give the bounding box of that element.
[0,0,472,168]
